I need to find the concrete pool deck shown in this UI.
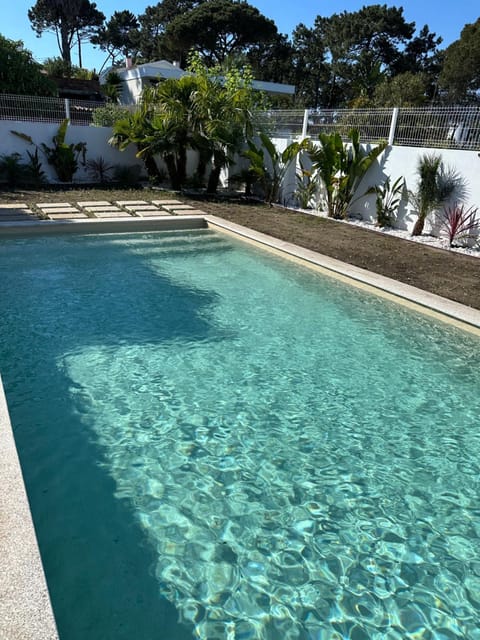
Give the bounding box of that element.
[1,211,480,639]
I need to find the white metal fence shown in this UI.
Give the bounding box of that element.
[256,106,480,151]
[0,94,119,126]
[1,94,479,150]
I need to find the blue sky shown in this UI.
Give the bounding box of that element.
[3,0,479,71]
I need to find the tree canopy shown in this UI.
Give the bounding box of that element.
[91,10,140,68]
[28,0,104,66]
[292,5,442,107]
[0,35,57,95]
[163,0,278,66]
[19,1,478,107]
[135,0,203,63]
[440,18,480,103]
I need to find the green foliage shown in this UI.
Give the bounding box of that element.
[12,119,87,182]
[100,71,124,103]
[40,119,87,182]
[243,133,306,204]
[308,129,387,219]
[24,148,47,186]
[366,175,405,227]
[373,72,428,107]
[91,10,139,67]
[440,18,480,103]
[28,0,105,66]
[0,35,57,96]
[163,0,278,66]
[187,53,268,193]
[91,103,130,127]
[110,55,262,193]
[109,102,166,183]
[112,164,143,186]
[294,157,317,209]
[408,154,467,236]
[42,56,98,79]
[0,153,25,189]
[136,0,200,64]
[85,156,114,182]
[291,6,441,108]
[0,149,47,188]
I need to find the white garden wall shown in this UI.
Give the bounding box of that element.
[0,120,204,186]
[275,134,480,234]
[354,145,480,233]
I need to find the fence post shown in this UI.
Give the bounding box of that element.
[64,99,70,122]
[301,109,309,139]
[388,107,399,145]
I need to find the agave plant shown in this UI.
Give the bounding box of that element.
[308,129,387,219]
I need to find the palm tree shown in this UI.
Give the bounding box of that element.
[109,103,163,181]
[409,153,467,236]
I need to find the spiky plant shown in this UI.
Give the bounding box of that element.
[409,154,467,236]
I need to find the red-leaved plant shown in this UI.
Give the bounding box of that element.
[439,203,479,247]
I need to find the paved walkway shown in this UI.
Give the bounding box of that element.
[0,199,207,222]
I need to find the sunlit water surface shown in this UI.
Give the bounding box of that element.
[1,229,480,640]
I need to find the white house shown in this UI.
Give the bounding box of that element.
[99,59,295,105]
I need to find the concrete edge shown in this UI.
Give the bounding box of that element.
[0,216,207,235]
[0,374,59,640]
[205,215,480,334]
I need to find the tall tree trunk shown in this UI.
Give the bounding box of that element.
[77,31,82,68]
[411,213,426,236]
[60,24,72,65]
[164,154,182,190]
[207,165,222,194]
[142,154,161,181]
[206,150,225,194]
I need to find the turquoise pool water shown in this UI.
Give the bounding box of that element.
[1,229,480,640]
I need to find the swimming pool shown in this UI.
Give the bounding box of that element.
[1,228,480,639]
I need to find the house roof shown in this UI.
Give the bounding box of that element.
[100,60,295,96]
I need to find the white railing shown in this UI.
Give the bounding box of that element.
[0,94,479,150]
[0,94,127,126]
[257,106,480,151]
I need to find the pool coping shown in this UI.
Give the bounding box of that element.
[0,374,59,640]
[1,213,480,639]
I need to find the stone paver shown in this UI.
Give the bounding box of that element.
[47,213,88,219]
[152,200,183,206]
[82,205,124,213]
[0,204,37,221]
[123,205,161,211]
[77,201,112,207]
[162,204,195,212]
[91,211,132,218]
[36,202,73,208]
[173,209,206,215]
[115,200,149,206]
[134,210,171,217]
[41,208,81,215]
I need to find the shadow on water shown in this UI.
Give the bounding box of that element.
[0,231,229,640]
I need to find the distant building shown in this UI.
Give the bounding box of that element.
[51,77,104,102]
[99,59,295,105]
